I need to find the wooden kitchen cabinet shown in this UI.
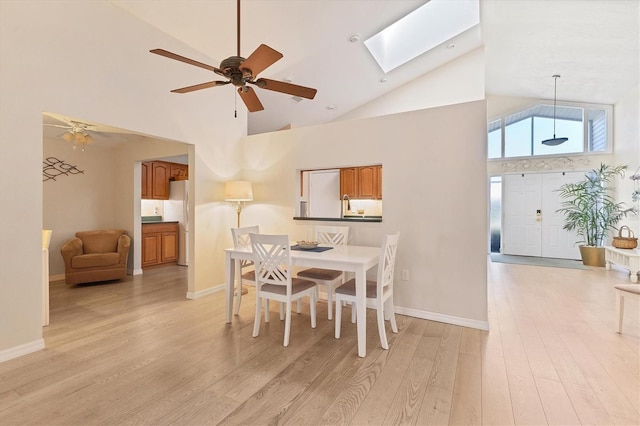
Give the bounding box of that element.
[376,165,382,199]
[141,161,188,200]
[170,163,188,181]
[141,162,151,199]
[340,165,382,199]
[151,162,170,199]
[142,222,178,268]
[357,165,378,199]
[340,168,358,198]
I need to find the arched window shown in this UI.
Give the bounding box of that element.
[488,101,612,159]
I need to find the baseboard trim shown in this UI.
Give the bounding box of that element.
[395,306,490,331]
[132,269,143,276]
[49,274,64,282]
[0,338,45,363]
[186,284,225,300]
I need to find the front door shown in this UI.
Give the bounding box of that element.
[541,172,582,259]
[502,171,583,259]
[503,173,542,256]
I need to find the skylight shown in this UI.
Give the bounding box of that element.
[364,0,480,73]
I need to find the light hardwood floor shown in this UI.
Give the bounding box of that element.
[1,259,638,425]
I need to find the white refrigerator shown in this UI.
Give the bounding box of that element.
[164,180,189,266]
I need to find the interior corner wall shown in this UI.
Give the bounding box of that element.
[241,101,489,327]
[0,1,246,357]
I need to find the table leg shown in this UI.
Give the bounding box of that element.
[225,251,235,323]
[355,266,367,358]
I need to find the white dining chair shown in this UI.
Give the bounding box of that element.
[250,233,317,347]
[231,225,259,315]
[334,233,400,350]
[296,225,349,320]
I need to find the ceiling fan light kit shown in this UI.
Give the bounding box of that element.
[150,0,317,113]
[541,74,569,146]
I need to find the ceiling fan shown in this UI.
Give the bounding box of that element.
[44,119,101,150]
[150,0,317,113]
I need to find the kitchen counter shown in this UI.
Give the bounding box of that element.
[141,220,179,224]
[142,215,178,224]
[293,216,382,223]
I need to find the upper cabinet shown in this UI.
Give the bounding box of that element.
[340,165,382,199]
[340,167,358,199]
[170,163,188,181]
[142,161,188,200]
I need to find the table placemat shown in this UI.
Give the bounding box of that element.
[291,245,334,253]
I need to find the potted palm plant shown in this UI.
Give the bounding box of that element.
[556,163,628,266]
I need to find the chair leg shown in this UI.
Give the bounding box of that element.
[297,299,302,314]
[234,277,242,315]
[351,302,356,323]
[310,291,317,329]
[327,283,333,320]
[386,297,398,333]
[265,299,270,323]
[335,296,342,339]
[280,301,285,320]
[616,290,624,333]
[377,302,389,350]
[284,301,292,347]
[253,295,262,338]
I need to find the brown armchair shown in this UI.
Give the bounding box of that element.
[61,229,131,285]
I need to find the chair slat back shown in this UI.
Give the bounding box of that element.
[250,233,291,288]
[316,225,349,246]
[232,225,259,269]
[377,233,400,293]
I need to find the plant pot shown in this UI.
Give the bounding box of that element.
[579,245,605,267]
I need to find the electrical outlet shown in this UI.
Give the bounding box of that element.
[401,269,409,281]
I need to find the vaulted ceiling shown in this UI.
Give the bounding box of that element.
[44,1,639,140]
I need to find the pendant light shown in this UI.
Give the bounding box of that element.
[541,74,568,146]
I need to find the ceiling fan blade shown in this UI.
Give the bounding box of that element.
[43,123,72,129]
[240,44,283,77]
[254,78,317,99]
[171,80,230,93]
[238,87,264,112]
[150,48,224,75]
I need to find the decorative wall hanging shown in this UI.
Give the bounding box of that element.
[500,156,590,173]
[43,156,84,182]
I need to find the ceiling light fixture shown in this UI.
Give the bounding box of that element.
[541,74,569,146]
[62,128,94,151]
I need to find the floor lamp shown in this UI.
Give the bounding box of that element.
[225,180,253,295]
[224,180,253,227]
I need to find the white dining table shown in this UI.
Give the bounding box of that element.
[224,244,380,357]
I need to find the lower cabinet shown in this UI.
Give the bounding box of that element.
[142,223,178,268]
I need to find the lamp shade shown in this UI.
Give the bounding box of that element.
[224,180,253,201]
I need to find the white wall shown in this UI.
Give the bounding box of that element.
[240,101,489,328]
[613,85,640,232]
[0,1,245,359]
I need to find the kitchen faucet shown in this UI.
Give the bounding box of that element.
[341,194,351,218]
